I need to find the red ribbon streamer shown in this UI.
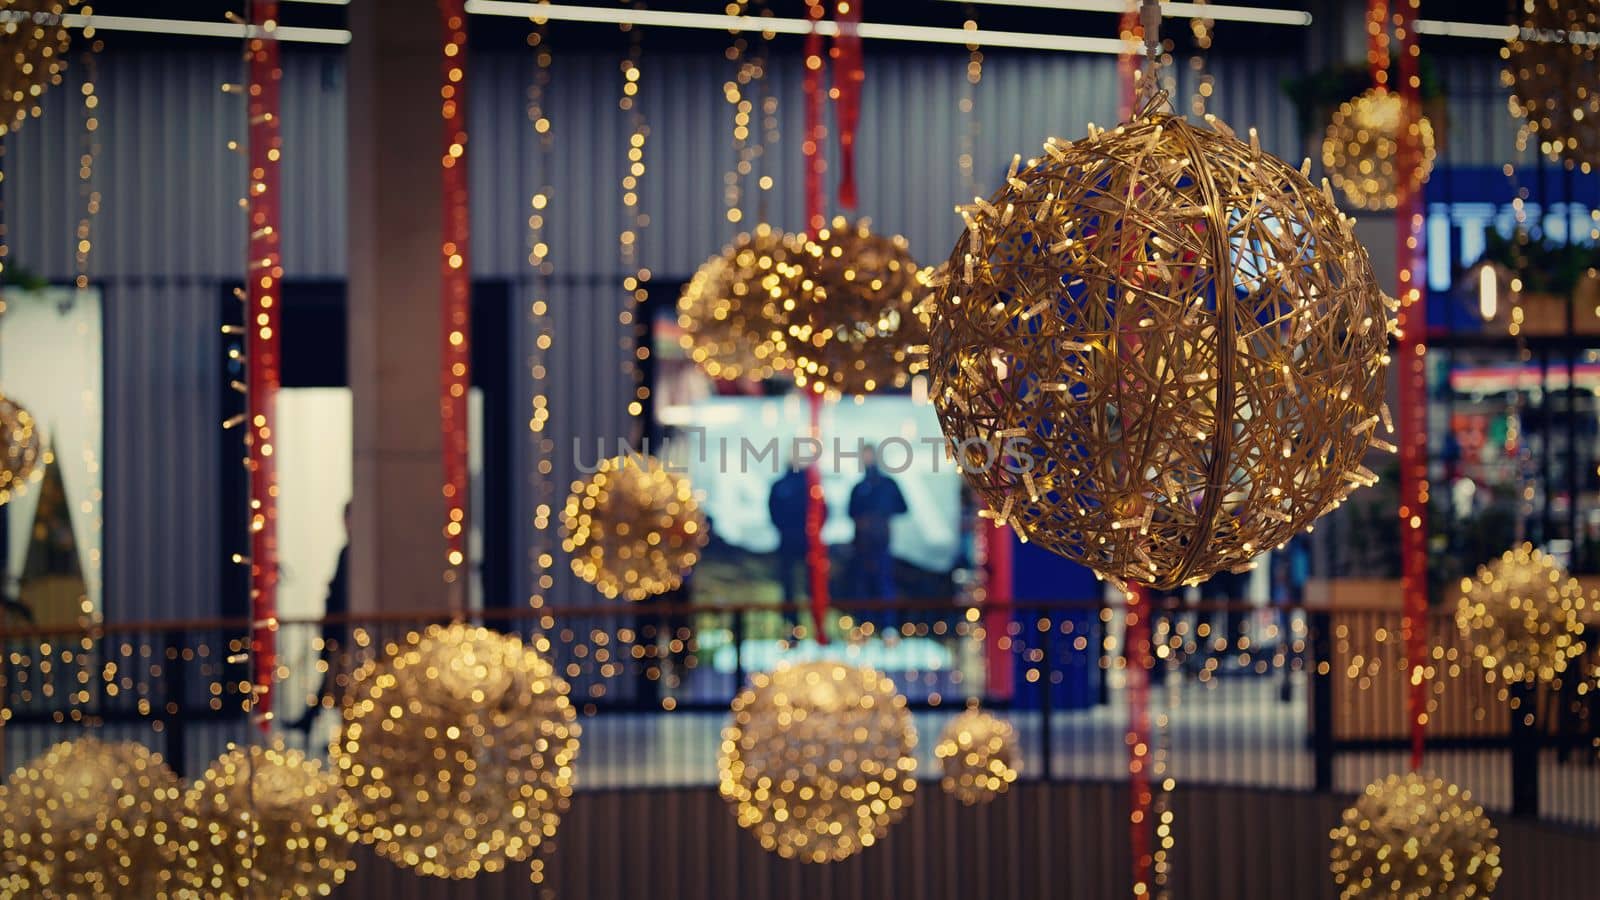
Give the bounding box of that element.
[801,2,832,643]
[246,0,281,733]
[832,0,863,210]
[440,0,471,606]
[1394,0,1428,773]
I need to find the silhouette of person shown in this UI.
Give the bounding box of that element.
[847,445,907,602]
[289,501,349,735]
[768,460,821,630]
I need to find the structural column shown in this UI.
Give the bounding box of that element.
[346,0,448,614]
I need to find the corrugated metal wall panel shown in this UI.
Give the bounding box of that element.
[2,41,1532,618]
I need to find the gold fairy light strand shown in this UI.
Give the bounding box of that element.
[934,707,1018,805]
[176,742,357,899]
[791,217,932,396]
[1503,0,1600,173]
[0,738,183,896]
[958,9,982,196]
[0,0,79,138]
[719,661,918,862]
[528,7,556,609]
[1456,543,1588,685]
[617,12,650,421]
[1186,0,1213,118]
[1329,772,1500,900]
[332,623,581,880]
[561,454,707,601]
[927,108,1394,590]
[73,39,103,622]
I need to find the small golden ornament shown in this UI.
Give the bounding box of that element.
[718,660,918,863]
[0,392,43,506]
[789,217,931,396]
[0,0,76,138]
[177,741,357,899]
[935,708,1019,805]
[1504,0,1600,171]
[1456,543,1588,684]
[562,454,707,601]
[0,737,183,897]
[332,623,581,880]
[1322,88,1437,211]
[1329,772,1500,900]
[677,224,808,381]
[926,109,1393,589]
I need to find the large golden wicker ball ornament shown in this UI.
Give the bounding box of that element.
[677,224,808,382]
[0,0,76,138]
[332,623,581,880]
[925,111,1394,590]
[1503,0,1600,171]
[1329,772,1500,900]
[718,660,918,862]
[788,217,931,396]
[0,392,43,506]
[1456,543,1588,684]
[177,742,356,899]
[1322,88,1437,212]
[561,454,707,601]
[935,708,1019,805]
[0,737,183,897]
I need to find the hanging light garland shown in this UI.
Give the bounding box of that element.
[718,660,918,862]
[561,454,707,601]
[332,623,581,880]
[0,738,183,896]
[440,0,471,601]
[1456,543,1588,685]
[528,5,557,611]
[0,0,78,138]
[176,742,357,899]
[1329,772,1500,900]
[617,7,651,422]
[1504,0,1600,173]
[935,707,1019,805]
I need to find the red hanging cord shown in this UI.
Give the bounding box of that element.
[802,0,831,643]
[245,0,281,733]
[832,0,863,210]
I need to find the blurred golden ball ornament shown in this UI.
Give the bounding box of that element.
[177,741,356,899]
[0,737,182,897]
[677,224,807,381]
[1456,543,1588,684]
[1322,88,1437,211]
[561,454,707,601]
[0,392,43,506]
[332,623,581,880]
[789,217,932,396]
[1329,772,1500,900]
[718,660,918,863]
[925,109,1394,590]
[935,708,1019,805]
[0,0,75,138]
[1503,0,1600,171]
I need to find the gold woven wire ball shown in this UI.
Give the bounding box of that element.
[0,737,183,897]
[0,392,43,506]
[1322,88,1437,211]
[1456,543,1588,684]
[0,0,75,138]
[788,216,931,396]
[718,660,918,863]
[1503,0,1600,171]
[562,454,707,601]
[926,110,1394,590]
[1329,772,1500,900]
[935,708,1019,805]
[677,224,807,381]
[331,623,581,880]
[177,741,356,899]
